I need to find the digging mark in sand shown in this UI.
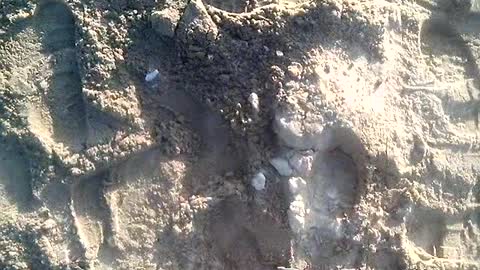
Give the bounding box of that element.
[405,203,480,261]
[406,207,446,257]
[282,126,370,268]
[312,127,366,212]
[207,197,291,269]
[102,155,188,268]
[38,180,88,264]
[371,248,407,270]
[70,148,191,268]
[400,183,480,261]
[311,148,358,217]
[71,173,110,261]
[67,99,258,268]
[35,0,87,151]
[419,12,480,129]
[436,184,480,261]
[155,87,242,181]
[0,138,34,213]
[309,128,364,267]
[126,25,246,187]
[405,8,480,261]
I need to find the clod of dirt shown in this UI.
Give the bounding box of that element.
[151,7,181,38]
[177,0,218,48]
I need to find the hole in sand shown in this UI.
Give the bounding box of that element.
[125,18,248,192]
[207,197,291,269]
[406,207,446,256]
[34,0,88,151]
[309,127,367,216]
[289,127,368,267]
[71,173,109,260]
[311,148,358,215]
[0,139,34,211]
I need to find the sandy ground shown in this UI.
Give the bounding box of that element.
[0,0,480,269]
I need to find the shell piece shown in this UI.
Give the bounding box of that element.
[248,92,260,113]
[145,69,160,82]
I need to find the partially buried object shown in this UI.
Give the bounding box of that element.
[145,69,160,82]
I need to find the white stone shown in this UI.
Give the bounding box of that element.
[291,194,305,209]
[288,195,306,233]
[289,152,314,176]
[274,114,304,146]
[270,157,293,176]
[39,80,48,90]
[248,92,260,112]
[288,177,306,195]
[251,172,266,191]
[276,50,284,57]
[145,69,159,82]
[274,113,324,149]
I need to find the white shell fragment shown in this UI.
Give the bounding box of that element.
[248,92,260,113]
[145,69,160,82]
[270,157,293,176]
[251,172,266,191]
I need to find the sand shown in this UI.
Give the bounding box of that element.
[0,0,479,269]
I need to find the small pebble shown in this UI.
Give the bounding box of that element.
[145,69,159,82]
[248,92,260,113]
[289,177,306,195]
[39,80,48,90]
[287,62,303,78]
[251,172,266,191]
[276,50,284,57]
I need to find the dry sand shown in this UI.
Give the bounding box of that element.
[0,0,480,269]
